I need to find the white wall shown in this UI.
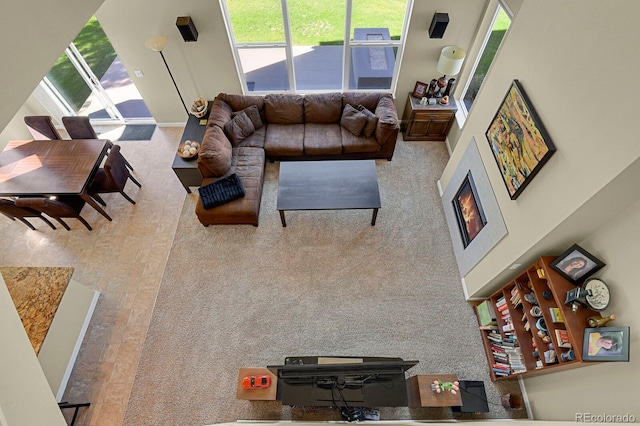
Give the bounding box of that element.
[95,0,242,124]
[440,0,640,296]
[0,0,103,134]
[396,0,487,109]
[0,275,67,425]
[437,0,640,421]
[524,199,640,420]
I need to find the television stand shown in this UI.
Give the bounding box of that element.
[268,356,418,407]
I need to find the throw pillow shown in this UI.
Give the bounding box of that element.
[198,173,245,209]
[357,105,379,137]
[340,104,368,136]
[223,111,256,145]
[231,105,264,130]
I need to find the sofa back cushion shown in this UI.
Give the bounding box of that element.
[304,93,343,124]
[222,93,266,124]
[198,125,233,178]
[264,94,305,124]
[343,92,381,112]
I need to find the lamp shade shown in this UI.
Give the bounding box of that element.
[145,35,168,52]
[437,46,466,76]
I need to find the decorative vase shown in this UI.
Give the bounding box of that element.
[587,314,616,328]
[430,380,459,394]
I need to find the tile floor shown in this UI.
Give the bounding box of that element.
[0,126,190,425]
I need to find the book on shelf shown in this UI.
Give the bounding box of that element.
[477,300,497,326]
[479,324,499,330]
[549,307,564,323]
[555,329,572,348]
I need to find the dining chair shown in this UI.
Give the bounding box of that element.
[88,145,142,205]
[15,196,93,231]
[61,116,134,171]
[24,115,62,140]
[0,198,57,230]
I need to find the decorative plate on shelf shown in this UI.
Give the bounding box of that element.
[177,140,200,160]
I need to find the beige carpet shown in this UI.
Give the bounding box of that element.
[124,140,525,425]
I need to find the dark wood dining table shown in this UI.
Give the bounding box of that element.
[0,139,112,220]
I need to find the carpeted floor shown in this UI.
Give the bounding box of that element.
[124,140,526,425]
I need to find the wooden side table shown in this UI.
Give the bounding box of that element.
[406,374,462,407]
[401,93,457,141]
[236,367,278,401]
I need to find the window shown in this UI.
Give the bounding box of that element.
[460,4,512,115]
[221,0,410,93]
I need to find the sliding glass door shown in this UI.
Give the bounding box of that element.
[38,16,152,123]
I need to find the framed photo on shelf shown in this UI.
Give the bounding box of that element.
[582,326,630,362]
[485,80,556,200]
[549,243,605,284]
[412,81,428,98]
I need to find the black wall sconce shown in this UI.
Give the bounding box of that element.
[176,16,198,42]
[429,13,449,39]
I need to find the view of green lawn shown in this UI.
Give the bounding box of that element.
[464,9,511,110]
[46,16,116,110]
[227,0,407,44]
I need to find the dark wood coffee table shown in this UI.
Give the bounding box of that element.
[277,160,381,227]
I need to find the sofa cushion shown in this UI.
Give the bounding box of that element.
[374,95,400,145]
[231,105,264,130]
[304,93,343,124]
[343,92,381,112]
[207,97,233,128]
[264,94,305,124]
[195,147,265,226]
[197,125,233,177]
[198,173,245,209]
[358,105,379,137]
[340,104,367,136]
[304,123,342,155]
[341,128,381,154]
[264,123,305,156]
[223,111,255,145]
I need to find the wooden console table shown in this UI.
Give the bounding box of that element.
[172,101,212,193]
[406,374,462,407]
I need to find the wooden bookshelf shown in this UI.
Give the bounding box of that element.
[473,256,601,381]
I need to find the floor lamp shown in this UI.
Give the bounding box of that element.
[145,35,188,115]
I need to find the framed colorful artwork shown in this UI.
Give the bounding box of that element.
[485,80,556,200]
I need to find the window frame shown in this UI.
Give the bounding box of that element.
[219,0,413,94]
[458,0,513,119]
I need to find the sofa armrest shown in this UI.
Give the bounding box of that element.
[374,95,400,146]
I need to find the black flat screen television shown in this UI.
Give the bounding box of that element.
[267,357,418,407]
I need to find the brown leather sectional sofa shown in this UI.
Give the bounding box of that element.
[195,92,400,226]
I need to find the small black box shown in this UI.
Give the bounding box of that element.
[451,380,490,413]
[176,16,198,42]
[429,13,449,39]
